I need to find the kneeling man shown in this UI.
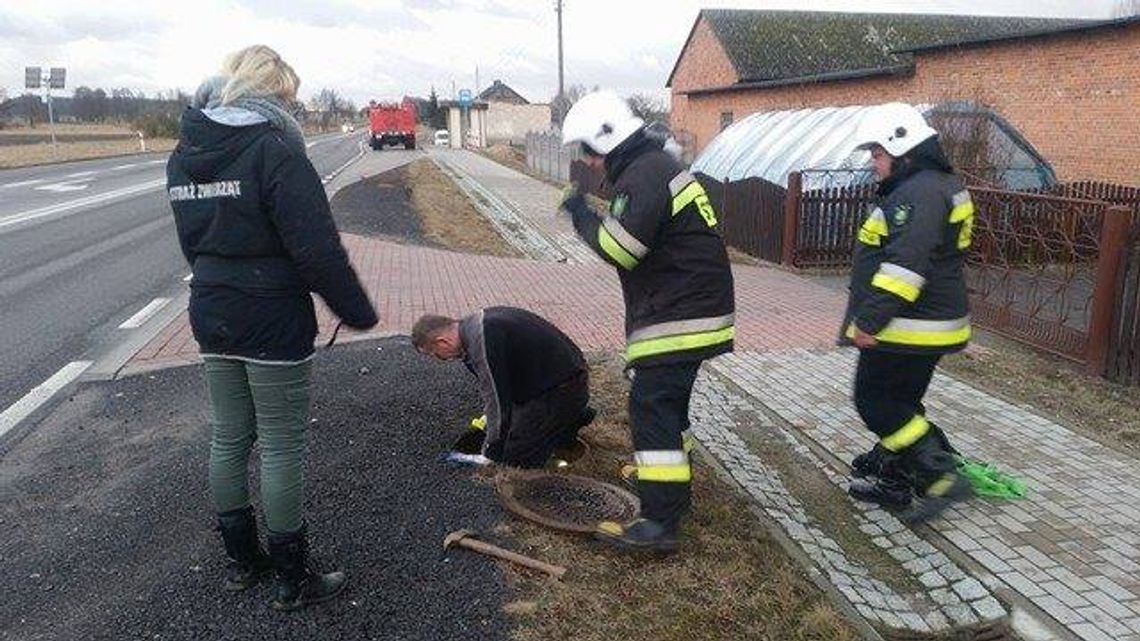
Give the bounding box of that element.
[412,307,594,468]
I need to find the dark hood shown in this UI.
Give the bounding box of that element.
[878,136,955,197]
[173,107,271,183]
[604,127,663,183]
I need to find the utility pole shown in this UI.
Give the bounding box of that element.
[475,65,480,96]
[555,0,564,99]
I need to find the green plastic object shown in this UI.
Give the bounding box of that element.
[956,457,1028,499]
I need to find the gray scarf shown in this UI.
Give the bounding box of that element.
[192,75,307,155]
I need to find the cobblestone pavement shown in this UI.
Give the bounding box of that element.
[127,149,1140,641]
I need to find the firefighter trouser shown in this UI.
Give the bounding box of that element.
[500,371,590,468]
[629,362,701,530]
[853,349,955,492]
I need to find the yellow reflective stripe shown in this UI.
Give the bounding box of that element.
[927,474,955,497]
[871,273,921,302]
[949,200,975,223]
[638,464,692,482]
[881,414,930,452]
[876,322,971,347]
[598,225,639,270]
[681,430,695,453]
[627,325,735,362]
[672,181,703,215]
[858,228,882,246]
[846,318,971,347]
[470,415,487,431]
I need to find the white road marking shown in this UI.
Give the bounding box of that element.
[0,178,166,231]
[142,159,166,166]
[110,163,139,170]
[64,171,96,178]
[118,297,171,329]
[0,179,45,189]
[35,181,91,193]
[0,361,93,440]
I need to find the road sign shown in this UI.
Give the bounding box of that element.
[458,88,473,107]
[25,67,41,89]
[49,68,66,89]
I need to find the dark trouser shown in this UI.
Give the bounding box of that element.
[630,362,701,531]
[853,349,954,492]
[500,371,589,468]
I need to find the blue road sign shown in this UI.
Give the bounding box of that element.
[458,89,473,107]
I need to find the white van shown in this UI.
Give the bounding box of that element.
[433,130,450,147]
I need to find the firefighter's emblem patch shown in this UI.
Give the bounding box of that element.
[893,204,911,225]
[611,193,629,218]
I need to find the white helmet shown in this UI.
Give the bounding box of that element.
[854,102,938,157]
[561,90,644,155]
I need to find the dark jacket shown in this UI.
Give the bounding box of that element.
[459,307,586,461]
[842,147,973,355]
[167,107,376,362]
[563,129,735,368]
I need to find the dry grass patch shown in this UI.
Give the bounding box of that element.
[0,139,176,169]
[0,123,136,136]
[499,355,860,641]
[941,331,1140,458]
[404,157,522,258]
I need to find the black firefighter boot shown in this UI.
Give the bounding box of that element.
[216,506,273,591]
[851,443,887,479]
[847,451,913,510]
[901,433,972,524]
[267,527,347,611]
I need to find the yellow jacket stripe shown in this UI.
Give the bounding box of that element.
[881,414,931,452]
[871,262,926,303]
[858,207,889,246]
[635,450,691,482]
[627,325,735,362]
[672,181,705,216]
[847,316,971,347]
[598,224,639,270]
[949,190,974,222]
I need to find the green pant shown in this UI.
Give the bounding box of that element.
[204,358,311,533]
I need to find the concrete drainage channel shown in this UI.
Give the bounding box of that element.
[430,155,571,263]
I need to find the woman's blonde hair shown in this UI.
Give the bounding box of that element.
[219,45,300,105]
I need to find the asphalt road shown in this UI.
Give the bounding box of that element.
[0,131,366,413]
[0,339,511,641]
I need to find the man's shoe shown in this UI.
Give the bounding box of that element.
[901,473,972,524]
[594,518,678,554]
[847,479,913,510]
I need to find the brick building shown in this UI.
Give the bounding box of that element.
[668,10,1140,186]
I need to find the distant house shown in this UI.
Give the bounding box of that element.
[476,79,551,147]
[477,80,530,105]
[668,10,1140,185]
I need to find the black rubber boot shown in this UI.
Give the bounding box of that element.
[267,527,347,611]
[851,444,886,479]
[217,506,272,592]
[901,433,972,523]
[848,452,913,509]
[595,517,678,554]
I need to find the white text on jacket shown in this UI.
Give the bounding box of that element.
[168,180,242,201]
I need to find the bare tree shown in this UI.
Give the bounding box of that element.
[309,88,345,131]
[1114,0,1140,17]
[626,93,668,124]
[550,84,590,128]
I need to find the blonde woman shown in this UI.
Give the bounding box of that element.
[166,45,377,611]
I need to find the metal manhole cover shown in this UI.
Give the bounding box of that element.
[497,471,640,534]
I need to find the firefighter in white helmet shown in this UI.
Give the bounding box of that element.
[559,90,735,553]
[842,102,974,523]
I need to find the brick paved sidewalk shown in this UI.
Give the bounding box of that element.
[126,149,1140,641]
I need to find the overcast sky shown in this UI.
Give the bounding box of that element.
[0,0,1122,108]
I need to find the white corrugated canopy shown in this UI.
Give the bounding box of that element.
[690,102,1055,191]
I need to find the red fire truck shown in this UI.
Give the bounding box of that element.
[368,100,416,150]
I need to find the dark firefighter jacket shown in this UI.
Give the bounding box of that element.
[458,307,586,462]
[562,129,735,368]
[167,107,376,363]
[842,163,974,355]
